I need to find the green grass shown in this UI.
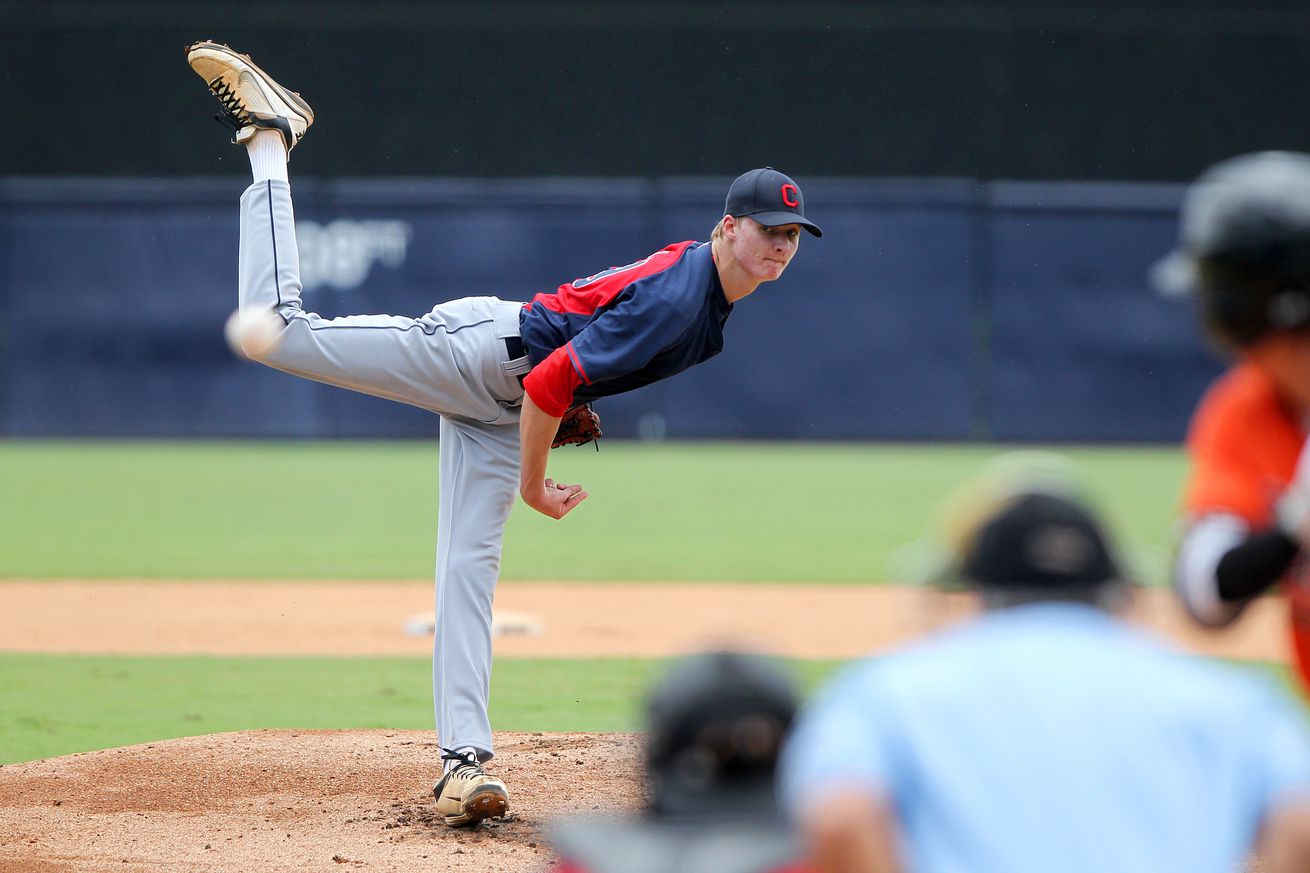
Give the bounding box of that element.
[0,651,1292,765]
[0,440,1197,765]
[0,440,1187,583]
[0,653,844,765]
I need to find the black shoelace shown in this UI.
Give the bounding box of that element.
[207,77,248,137]
[440,747,481,772]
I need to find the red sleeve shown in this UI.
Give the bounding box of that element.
[523,342,586,417]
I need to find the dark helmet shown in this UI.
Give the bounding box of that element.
[644,649,801,817]
[959,490,1124,598]
[547,651,805,872]
[1153,151,1310,348]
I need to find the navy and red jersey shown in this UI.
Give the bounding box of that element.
[518,241,731,417]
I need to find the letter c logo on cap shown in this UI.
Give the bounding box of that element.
[781,184,799,208]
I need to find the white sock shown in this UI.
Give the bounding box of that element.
[246,130,288,184]
[445,746,479,774]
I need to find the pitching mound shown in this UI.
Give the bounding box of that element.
[0,729,643,872]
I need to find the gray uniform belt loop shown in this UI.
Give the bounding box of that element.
[493,299,532,382]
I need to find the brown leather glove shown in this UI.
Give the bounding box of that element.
[552,404,602,448]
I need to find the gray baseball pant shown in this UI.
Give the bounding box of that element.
[238,179,530,761]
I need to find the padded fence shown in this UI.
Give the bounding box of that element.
[0,176,1221,441]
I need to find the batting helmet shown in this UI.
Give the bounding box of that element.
[643,649,800,818]
[1154,151,1310,348]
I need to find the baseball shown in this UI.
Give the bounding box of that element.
[223,307,284,360]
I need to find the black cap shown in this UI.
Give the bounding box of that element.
[547,650,803,871]
[724,167,823,238]
[961,491,1122,593]
[644,650,800,818]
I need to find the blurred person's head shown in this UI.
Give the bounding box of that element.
[644,649,801,819]
[933,454,1131,612]
[1154,151,1310,410]
[546,649,806,873]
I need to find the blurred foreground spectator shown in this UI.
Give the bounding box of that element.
[779,457,1310,873]
[550,649,813,873]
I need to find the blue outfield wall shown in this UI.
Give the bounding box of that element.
[0,176,1222,441]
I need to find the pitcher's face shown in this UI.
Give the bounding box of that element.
[729,216,801,282]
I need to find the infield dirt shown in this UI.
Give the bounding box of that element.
[0,580,1288,660]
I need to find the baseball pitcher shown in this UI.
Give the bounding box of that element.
[185,41,822,828]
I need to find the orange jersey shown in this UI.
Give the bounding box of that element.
[1184,361,1310,690]
[1184,362,1305,526]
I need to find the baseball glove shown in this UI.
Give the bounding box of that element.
[553,404,602,449]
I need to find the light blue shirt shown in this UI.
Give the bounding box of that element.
[779,603,1310,873]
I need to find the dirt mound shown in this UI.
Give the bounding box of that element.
[0,730,643,872]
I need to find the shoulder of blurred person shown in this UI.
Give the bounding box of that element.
[1184,359,1305,527]
[550,813,810,873]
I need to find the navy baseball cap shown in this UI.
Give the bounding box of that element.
[724,167,823,238]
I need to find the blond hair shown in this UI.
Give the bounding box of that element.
[711,216,728,241]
